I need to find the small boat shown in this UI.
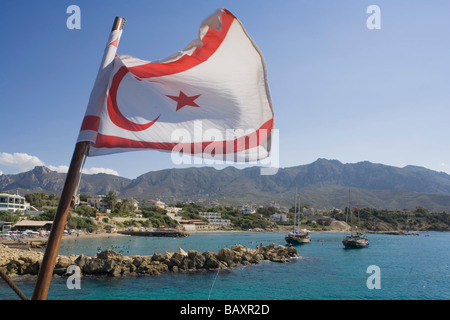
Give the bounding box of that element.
[342,232,369,249]
[285,229,311,245]
[285,190,311,245]
[342,190,369,249]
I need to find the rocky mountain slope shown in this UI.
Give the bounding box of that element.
[2,159,450,211]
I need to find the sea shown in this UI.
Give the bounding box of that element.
[1,231,449,301]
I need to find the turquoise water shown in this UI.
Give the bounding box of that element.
[1,232,449,300]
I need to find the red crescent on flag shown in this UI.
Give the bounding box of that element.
[107,65,161,132]
[106,9,235,132]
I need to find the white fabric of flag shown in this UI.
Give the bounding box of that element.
[77,8,274,162]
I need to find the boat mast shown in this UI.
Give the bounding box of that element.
[348,189,353,236]
[297,196,300,234]
[293,189,297,233]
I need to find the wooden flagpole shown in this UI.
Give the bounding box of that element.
[32,17,126,300]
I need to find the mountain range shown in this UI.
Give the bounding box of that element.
[1,159,450,212]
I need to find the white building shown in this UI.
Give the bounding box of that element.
[208,218,232,228]
[270,213,287,223]
[0,193,30,212]
[153,200,166,209]
[199,212,232,228]
[199,212,221,220]
[243,207,256,215]
[87,195,108,211]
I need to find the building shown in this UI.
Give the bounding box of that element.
[14,220,53,231]
[0,193,30,212]
[270,213,288,223]
[199,212,232,229]
[153,200,166,209]
[166,206,183,214]
[243,207,256,215]
[95,212,110,221]
[87,195,108,212]
[0,221,13,232]
[199,212,221,220]
[179,219,208,231]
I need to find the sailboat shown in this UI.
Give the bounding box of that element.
[342,190,369,249]
[285,192,311,245]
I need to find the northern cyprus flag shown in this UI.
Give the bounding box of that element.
[77,9,274,162]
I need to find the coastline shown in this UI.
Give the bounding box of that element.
[0,226,429,252]
[0,241,299,279]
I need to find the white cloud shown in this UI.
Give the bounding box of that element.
[82,167,119,176]
[47,165,70,173]
[0,152,119,176]
[0,170,3,175]
[0,152,45,171]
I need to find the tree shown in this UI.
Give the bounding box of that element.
[25,192,59,208]
[0,211,20,224]
[415,206,429,215]
[75,205,97,218]
[31,208,56,221]
[104,191,117,211]
[257,206,277,218]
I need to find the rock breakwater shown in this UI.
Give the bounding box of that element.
[0,243,298,278]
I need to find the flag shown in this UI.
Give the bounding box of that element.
[77,8,274,162]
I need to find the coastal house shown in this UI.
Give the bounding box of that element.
[179,219,209,231]
[0,193,30,212]
[166,206,183,214]
[95,212,110,221]
[270,213,287,223]
[14,220,53,231]
[129,198,139,211]
[0,221,13,232]
[243,207,256,215]
[199,212,232,229]
[87,195,108,212]
[152,200,166,209]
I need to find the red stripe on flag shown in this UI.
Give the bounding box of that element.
[127,9,234,79]
[93,118,273,154]
[80,115,101,131]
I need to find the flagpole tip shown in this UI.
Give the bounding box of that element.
[112,17,126,31]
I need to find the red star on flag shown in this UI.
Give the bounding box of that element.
[166,91,201,111]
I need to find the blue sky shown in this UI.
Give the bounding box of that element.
[1,0,450,179]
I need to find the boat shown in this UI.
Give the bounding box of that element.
[342,232,369,248]
[342,190,369,249]
[285,229,311,245]
[285,191,311,245]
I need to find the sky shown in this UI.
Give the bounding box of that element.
[1,0,450,179]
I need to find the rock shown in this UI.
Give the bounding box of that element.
[287,246,298,257]
[0,243,299,278]
[163,252,173,260]
[132,256,146,268]
[97,249,123,260]
[187,250,198,259]
[203,251,220,269]
[55,256,73,275]
[217,248,235,265]
[84,258,116,274]
[193,254,206,269]
[151,252,164,262]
